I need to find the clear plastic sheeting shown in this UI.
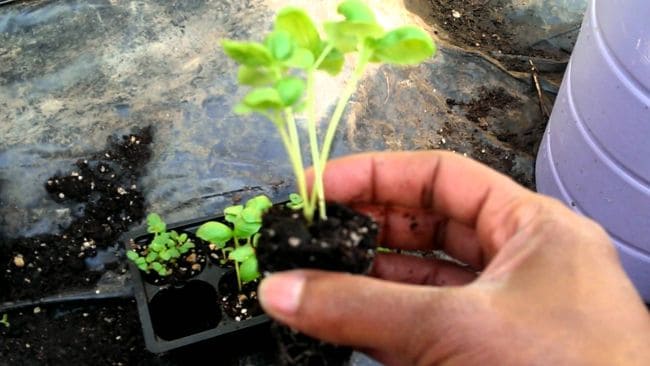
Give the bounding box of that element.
[1,0,586,239]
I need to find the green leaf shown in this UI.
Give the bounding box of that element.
[240,257,260,283]
[242,87,284,110]
[158,268,170,276]
[265,30,295,61]
[286,193,304,210]
[337,0,376,23]
[151,232,170,251]
[274,7,321,55]
[276,77,305,106]
[170,230,179,241]
[146,213,166,234]
[145,251,158,263]
[234,222,261,239]
[224,205,243,224]
[316,44,344,75]
[324,20,384,52]
[237,66,278,86]
[151,262,163,272]
[135,257,146,266]
[228,244,255,262]
[159,250,172,261]
[197,221,233,244]
[233,103,253,115]
[179,233,188,243]
[222,40,273,67]
[283,47,314,69]
[138,263,148,272]
[167,248,181,259]
[252,233,261,248]
[241,207,262,224]
[126,250,140,261]
[370,26,436,65]
[179,240,194,253]
[150,242,163,253]
[245,195,273,212]
[166,236,177,249]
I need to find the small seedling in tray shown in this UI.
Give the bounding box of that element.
[196,195,272,291]
[126,213,199,278]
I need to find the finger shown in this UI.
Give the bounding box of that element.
[312,151,537,255]
[258,270,465,361]
[435,220,484,270]
[351,203,485,269]
[350,203,442,250]
[370,252,477,286]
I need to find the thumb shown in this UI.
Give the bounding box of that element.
[258,270,464,361]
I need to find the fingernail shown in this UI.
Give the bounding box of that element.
[259,272,305,316]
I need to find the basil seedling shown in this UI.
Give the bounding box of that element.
[222,0,435,223]
[127,213,196,277]
[197,195,272,291]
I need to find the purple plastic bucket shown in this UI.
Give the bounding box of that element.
[536,0,650,300]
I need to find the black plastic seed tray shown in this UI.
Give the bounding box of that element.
[123,213,269,353]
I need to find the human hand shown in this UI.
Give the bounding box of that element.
[258,151,650,365]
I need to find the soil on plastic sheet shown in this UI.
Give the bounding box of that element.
[0,298,159,365]
[441,87,541,188]
[0,127,153,302]
[428,0,515,52]
[257,203,379,366]
[447,86,521,126]
[271,322,352,366]
[425,0,570,69]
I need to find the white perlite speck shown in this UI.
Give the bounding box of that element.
[288,237,301,247]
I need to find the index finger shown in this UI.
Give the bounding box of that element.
[317,151,536,253]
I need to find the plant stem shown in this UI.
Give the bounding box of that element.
[306,69,326,221]
[234,238,242,292]
[306,44,334,220]
[284,108,312,222]
[273,113,313,220]
[318,46,370,187]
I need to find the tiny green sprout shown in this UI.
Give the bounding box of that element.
[286,193,304,210]
[0,313,9,328]
[147,213,166,234]
[197,195,272,291]
[222,0,435,225]
[127,213,196,277]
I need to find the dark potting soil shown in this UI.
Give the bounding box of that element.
[271,322,352,366]
[426,0,570,62]
[257,203,379,366]
[0,127,152,303]
[128,232,208,287]
[446,86,522,126]
[0,298,159,365]
[257,203,378,274]
[218,270,263,321]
